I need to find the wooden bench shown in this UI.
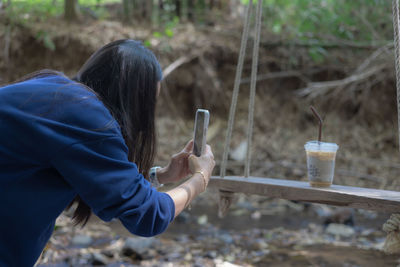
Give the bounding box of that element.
[209,176,400,213]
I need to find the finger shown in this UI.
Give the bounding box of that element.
[175,151,191,160]
[182,140,194,153]
[205,145,214,158]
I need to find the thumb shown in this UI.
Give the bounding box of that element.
[188,154,197,161]
[188,154,197,172]
[182,140,194,153]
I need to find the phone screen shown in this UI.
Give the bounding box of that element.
[193,109,210,157]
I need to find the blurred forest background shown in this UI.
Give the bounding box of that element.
[2,0,400,266]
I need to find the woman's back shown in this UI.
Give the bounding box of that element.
[0,73,174,266]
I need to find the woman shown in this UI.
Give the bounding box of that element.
[0,39,215,267]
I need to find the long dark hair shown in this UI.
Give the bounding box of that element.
[69,39,162,225]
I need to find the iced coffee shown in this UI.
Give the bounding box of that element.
[304,141,339,187]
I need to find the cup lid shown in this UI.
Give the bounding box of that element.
[304,141,339,152]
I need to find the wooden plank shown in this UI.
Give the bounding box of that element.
[209,176,400,213]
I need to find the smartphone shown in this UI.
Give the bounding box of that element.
[193,109,210,157]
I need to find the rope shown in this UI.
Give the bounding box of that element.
[244,0,263,177]
[393,0,400,151]
[219,0,253,178]
[218,0,264,218]
[382,0,400,255]
[383,214,400,254]
[218,0,254,218]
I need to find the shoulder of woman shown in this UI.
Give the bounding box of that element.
[39,76,122,138]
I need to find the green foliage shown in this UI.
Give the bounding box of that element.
[263,0,391,41]
[240,0,392,63]
[152,31,163,38]
[143,40,151,47]
[164,16,179,38]
[308,46,327,64]
[88,5,111,20]
[8,0,119,22]
[6,0,119,51]
[165,28,174,38]
[5,0,393,62]
[11,0,63,22]
[36,30,56,51]
[150,16,179,42]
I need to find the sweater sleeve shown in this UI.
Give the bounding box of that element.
[51,136,175,237]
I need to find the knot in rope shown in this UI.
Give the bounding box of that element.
[383,0,400,255]
[382,213,400,254]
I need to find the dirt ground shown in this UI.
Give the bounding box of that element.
[37,192,400,266]
[2,19,400,266]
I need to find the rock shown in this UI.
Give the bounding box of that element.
[176,211,191,223]
[252,239,268,250]
[101,250,114,258]
[71,235,93,247]
[284,200,304,212]
[184,252,192,261]
[323,208,354,226]
[326,223,355,238]
[167,252,183,260]
[231,209,247,216]
[360,228,375,237]
[36,263,69,267]
[194,258,205,267]
[222,257,237,265]
[236,200,254,210]
[251,211,261,220]
[293,168,304,177]
[104,263,141,267]
[230,141,247,161]
[358,209,378,220]
[92,237,113,247]
[251,250,268,257]
[174,234,190,243]
[121,237,156,259]
[205,250,218,259]
[311,204,334,218]
[218,233,234,244]
[91,252,109,265]
[197,215,208,225]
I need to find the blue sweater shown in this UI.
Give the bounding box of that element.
[0,74,175,267]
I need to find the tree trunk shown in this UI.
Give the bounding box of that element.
[4,25,11,63]
[2,0,12,8]
[156,0,163,25]
[198,0,205,21]
[144,0,152,22]
[175,0,181,18]
[122,0,132,22]
[210,0,214,10]
[133,0,144,21]
[218,0,223,9]
[64,0,79,21]
[187,0,194,22]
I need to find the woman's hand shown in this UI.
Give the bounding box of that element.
[188,145,215,191]
[166,144,216,217]
[157,140,194,184]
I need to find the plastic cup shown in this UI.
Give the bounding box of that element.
[304,141,339,187]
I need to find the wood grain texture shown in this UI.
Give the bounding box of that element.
[209,176,400,213]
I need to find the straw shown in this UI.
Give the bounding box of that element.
[310,106,323,142]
